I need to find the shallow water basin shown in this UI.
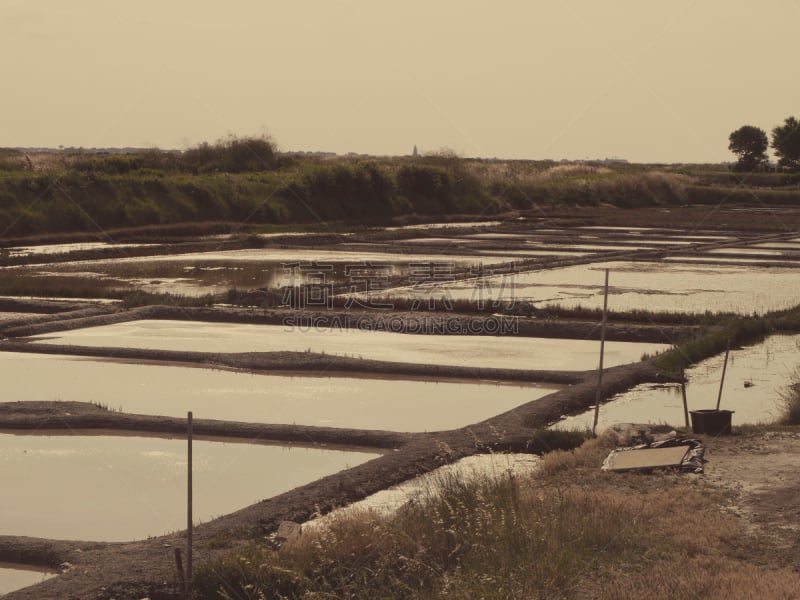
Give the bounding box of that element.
[554,334,800,431]
[30,320,667,372]
[12,247,518,297]
[385,221,501,231]
[0,564,56,596]
[0,432,378,542]
[0,352,555,431]
[411,261,800,314]
[5,242,156,258]
[0,312,39,321]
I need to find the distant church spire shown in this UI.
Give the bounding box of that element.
[412,145,418,157]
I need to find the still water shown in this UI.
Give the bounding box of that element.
[0,564,55,597]
[0,352,556,431]
[0,433,378,542]
[30,320,667,372]
[6,247,516,297]
[554,334,800,431]
[396,261,800,315]
[307,452,541,528]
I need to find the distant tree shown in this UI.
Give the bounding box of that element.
[728,125,769,171]
[771,116,800,171]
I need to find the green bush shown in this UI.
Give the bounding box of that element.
[397,164,454,213]
[182,135,276,173]
[283,162,395,221]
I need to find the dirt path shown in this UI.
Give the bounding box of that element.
[703,430,800,570]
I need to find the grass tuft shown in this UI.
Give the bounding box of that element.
[776,369,800,425]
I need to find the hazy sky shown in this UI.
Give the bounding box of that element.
[1,1,797,163]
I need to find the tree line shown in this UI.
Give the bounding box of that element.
[728,117,800,172]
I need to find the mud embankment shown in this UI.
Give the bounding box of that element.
[0,340,585,385]
[0,304,127,338]
[0,401,414,450]
[0,298,97,315]
[2,303,698,344]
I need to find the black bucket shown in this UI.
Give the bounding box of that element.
[690,409,734,436]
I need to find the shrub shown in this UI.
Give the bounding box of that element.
[284,162,395,221]
[181,135,277,173]
[396,164,454,214]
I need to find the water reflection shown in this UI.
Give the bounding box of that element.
[5,242,156,258]
[307,453,541,528]
[554,334,800,430]
[0,352,556,431]
[0,312,38,321]
[31,320,667,372]
[0,433,378,542]
[0,564,56,596]
[385,221,502,231]
[7,248,514,297]
[401,261,800,315]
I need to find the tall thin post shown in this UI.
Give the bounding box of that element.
[592,269,610,436]
[187,411,193,594]
[680,367,690,428]
[174,548,185,595]
[715,342,731,411]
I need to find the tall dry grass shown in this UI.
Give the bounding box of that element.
[192,437,800,599]
[483,162,694,210]
[776,368,800,425]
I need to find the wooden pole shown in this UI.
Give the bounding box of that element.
[592,269,610,436]
[187,411,193,595]
[680,367,690,428]
[715,342,731,411]
[174,548,185,595]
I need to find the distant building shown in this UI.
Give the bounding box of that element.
[412,145,418,157]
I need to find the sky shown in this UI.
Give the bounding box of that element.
[1,1,797,163]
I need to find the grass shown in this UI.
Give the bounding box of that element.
[776,368,800,425]
[0,270,215,307]
[192,436,800,599]
[119,290,216,308]
[540,304,724,326]
[653,316,771,374]
[7,146,800,237]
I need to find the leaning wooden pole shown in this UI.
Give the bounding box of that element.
[680,367,690,428]
[187,411,193,595]
[715,341,731,411]
[592,269,610,436]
